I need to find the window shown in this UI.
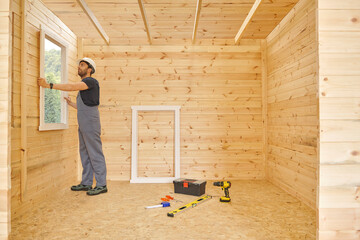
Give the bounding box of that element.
[130,106,181,183]
[39,27,68,131]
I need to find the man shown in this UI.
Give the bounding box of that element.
[38,57,107,196]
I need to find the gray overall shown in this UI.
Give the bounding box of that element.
[77,92,107,187]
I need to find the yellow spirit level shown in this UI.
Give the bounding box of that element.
[167,195,212,217]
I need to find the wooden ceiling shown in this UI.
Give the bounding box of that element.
[41,0,299,45]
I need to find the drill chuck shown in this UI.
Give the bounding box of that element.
[213,181,223,187]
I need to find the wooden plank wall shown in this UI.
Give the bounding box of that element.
[10,0,78,219]
[318,0,360,239]
[83,40,264,180]
[0,0,11,238]
[265,0,317,209]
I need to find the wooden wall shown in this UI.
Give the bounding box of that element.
[10,0,78,220]
[318,0,360,239]
[265,0,318,209]
[83,40,264,180]
[0,0,11,238]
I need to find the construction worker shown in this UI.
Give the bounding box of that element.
[38,57,107,196]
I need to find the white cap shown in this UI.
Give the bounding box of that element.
[77,57,96,74]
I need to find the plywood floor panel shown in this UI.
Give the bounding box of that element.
[10,181,315,240]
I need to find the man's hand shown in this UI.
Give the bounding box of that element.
[64,96,77,109]
[64,96,72,104]
[38,77,49,88]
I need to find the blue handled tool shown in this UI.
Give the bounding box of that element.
[145,202,170,209]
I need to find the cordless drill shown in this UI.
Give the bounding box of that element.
[213,181,231,202]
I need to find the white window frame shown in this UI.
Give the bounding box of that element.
[130,106,181,183]
[39,26,69,131]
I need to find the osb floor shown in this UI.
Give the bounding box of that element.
[10,180,316,240]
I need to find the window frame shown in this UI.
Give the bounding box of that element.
[39,26,69,131]
[130,106,181,183]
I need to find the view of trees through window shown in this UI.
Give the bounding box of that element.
[44,38,62,123]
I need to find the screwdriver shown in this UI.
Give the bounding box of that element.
[145,202,170,209]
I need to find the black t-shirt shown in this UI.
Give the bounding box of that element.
[80,77,100,106]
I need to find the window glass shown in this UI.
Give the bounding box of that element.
[44,38,62,123]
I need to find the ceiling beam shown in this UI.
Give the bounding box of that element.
[192,0,202,44]
[76,0,110,45]
[138,0,152,45]
[234,0,262,44]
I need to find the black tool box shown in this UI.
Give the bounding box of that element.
[173,178,206,196]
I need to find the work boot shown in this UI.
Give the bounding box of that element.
[71,184,92,191]
[87,186,108,196]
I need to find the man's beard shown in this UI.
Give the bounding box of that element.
[78,69,87,78]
